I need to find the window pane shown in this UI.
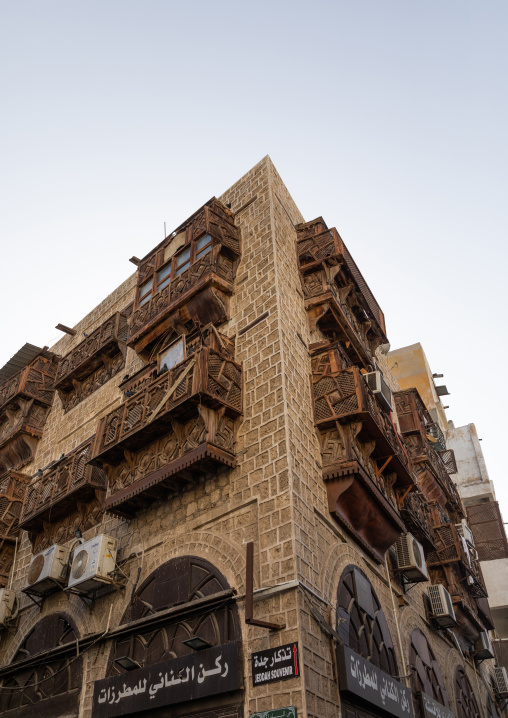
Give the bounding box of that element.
[175,260,190,277]
[196,244,211,260]
[176,246,191,267]
[157,263,171,283]
[139,291,151,307]
[158,276,170,291]
[159,338,185,371]
[140,279,152,297]
[196,234,212,251]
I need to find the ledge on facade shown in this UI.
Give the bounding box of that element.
[0,348,59,413]
[19,437,107,533]
[324,460,406,563]
[55,308,131,398]
[313,365,414,489]
[105,441,236,517]
[128,198,241,357]
[90,347,242,467]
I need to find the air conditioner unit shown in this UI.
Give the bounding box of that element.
[25,544,70,596]
[364,371,393,412]
[395,533,429,582]
[428,584,458,628]
[474,631,494,660]
[0,589,17,625]
[455,520,475,547]
[67,535,118,594]
[494,666,508,696]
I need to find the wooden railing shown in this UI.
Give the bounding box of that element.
[20,437,108,532]
[91,348,242,466]
[399,491,434,548]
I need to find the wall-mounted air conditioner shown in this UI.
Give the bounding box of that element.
[67,535,118,594]
[494,666,508,696]
[474,631,494,660]
[364,371,393,412]
[455,519,475,547]
[0,589,17,625]
[428,584,458,628]
[395,533,429,582]
[25,544,70,596]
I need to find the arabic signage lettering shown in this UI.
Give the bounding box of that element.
[92,641,241,717]
[337,645,414,718]
[250,708,297,718]
[419,692,455,718]
[251,642,300,686]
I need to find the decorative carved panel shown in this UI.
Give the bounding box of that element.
[30,498,104,553]
[0,351,58,413]
[0,400,50,473]
[20,437,107,533]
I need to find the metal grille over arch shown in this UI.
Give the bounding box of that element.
[107,555,241,676]
[336,564,398,677]
[409,628,449,718]
[455,666,481,718]
[0,613,82,717]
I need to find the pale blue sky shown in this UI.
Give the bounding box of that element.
[1,1,507,516]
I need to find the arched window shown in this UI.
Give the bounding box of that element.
[0,614,82,717]
[486,692,500,718]
[337,564,397,677]
[455,666,481,718]
[409,628,448,717]
[108,555,240,675]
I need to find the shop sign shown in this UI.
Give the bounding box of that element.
[337,644,414,718]
[251,642,300,686]
[92,641,242,717]
[250,708,297,718]
[419,692,455,718]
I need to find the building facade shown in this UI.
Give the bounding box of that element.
[0,157,504,718]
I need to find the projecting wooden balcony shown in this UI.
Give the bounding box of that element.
[19,437,108,533]
[313,366,414,488]
[427,521,487,598]
[0,402,51,474]
[55,309,130,401]
[129,200,241,356]
[0,470,29,543]
[91,348,242,467]
[399,490,435,549]
[0,351,58,412]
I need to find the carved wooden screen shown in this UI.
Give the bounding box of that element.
[0,613,82,718]
[454,666,481,718]
[466,501,508,561]
[107,556,240,676]
[409,628,448,718]
[336,565,397,676]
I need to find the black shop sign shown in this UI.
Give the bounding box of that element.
[337,644,414,718]
[252,642,300,686]
[92,641,242,717]
[419,692,455,718]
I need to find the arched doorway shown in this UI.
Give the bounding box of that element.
[409,628,449,718]
[0,613,83,718]
[455,666,481,718]
[97,555,243,718]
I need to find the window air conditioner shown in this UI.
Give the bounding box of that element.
[455,520,475,547]
[494,666,508,696]
[0,589,17,625]
[428,584,458,628]
[25,544,70,596]
[474,631,494,660]
[395,533,429,582]
[67,535,118,594]
[364,371,393,412]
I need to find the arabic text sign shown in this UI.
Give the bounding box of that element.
[337,645,414,718]
[92,641,242,717]
[420,692,455,718]
[252,642,300,686]
[250,708,297,718]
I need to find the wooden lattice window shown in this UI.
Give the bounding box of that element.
[454,666,481,718]
[107,555,240,676]
[0,614,82,717]
[409,628,448,717]
[336,564,398,677]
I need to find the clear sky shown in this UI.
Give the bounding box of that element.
[1,2,507,518]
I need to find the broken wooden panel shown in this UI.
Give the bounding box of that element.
[91,348,242,466]
[0,350,59,413]
[0,401,50,473]
[19,437,107,533]
[324,460,406,563]
[55,307,131,411]
[438,449,458,475]
[104,407,236,517]
[129,199,241,357]
[312,361,414,488]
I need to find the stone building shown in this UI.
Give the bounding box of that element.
[0,157,505,718]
